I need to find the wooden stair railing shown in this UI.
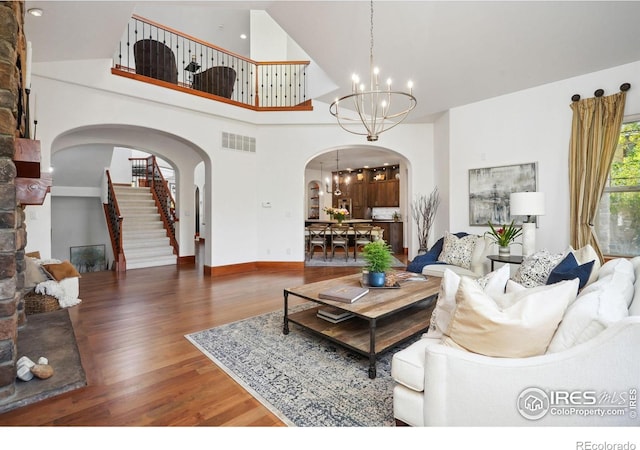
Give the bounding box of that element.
[104,170,126,272]
[141,156,179,256]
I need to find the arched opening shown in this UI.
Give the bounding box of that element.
[304,145,414,264]
[44,124,209,270]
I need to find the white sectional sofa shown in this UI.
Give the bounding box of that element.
[407,232,495,278]
[392,255,640,426]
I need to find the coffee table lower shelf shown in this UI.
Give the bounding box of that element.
[285,302,433,378]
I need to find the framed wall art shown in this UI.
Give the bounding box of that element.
[70,244,107,273]
[468,162,537,226]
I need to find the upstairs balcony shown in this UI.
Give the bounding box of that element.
[111,15,313,112]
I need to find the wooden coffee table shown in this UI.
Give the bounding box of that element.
[283,273,440,378]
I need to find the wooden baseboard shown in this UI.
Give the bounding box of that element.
[204,261,304,276]
[178,255,195,265]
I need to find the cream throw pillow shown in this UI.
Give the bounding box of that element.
[444,277,579,357]
[437,232,477,269]
[426,266,510,339]
[25,256,48,288]
[426,269,461,339]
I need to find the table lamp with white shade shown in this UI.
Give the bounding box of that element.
[509,192,545,257]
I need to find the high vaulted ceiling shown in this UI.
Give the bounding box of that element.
[24,1,640,172]
[25,1,640,122]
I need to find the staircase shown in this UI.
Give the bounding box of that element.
[113,185,177,270]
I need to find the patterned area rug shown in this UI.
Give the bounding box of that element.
[305,252,406,268]
[186,307,417,426]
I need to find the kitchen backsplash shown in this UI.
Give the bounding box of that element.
[371,207,401,220]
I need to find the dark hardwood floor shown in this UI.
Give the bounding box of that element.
[0,244,407,426]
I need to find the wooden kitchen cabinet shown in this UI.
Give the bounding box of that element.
[351,181,366,218]
[368,179,399,207]
[372,221,403,254]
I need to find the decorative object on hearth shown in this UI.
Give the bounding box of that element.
[24,290,60,314]
[329,0,416,141]
[411,187,440,253]
[0,309,87,414]
[509,192,545,257]
[485,219,523,256]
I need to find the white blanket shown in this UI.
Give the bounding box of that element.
[34,277,82,308]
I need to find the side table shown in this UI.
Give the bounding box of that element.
[487,254,523,271]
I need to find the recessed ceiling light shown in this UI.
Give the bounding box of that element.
[28,8,43,17]
[240,34,247,40]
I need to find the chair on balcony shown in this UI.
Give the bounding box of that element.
[330,224,351,262]
[353,224,374,260]
[192,66,237,99]
[133,39,178,84]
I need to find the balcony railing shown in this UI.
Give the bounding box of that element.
[112,15,313,111]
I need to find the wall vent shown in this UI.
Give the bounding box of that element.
[222,132,256,153]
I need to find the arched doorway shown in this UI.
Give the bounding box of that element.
[45,124,208,268]
[304,145,412,257]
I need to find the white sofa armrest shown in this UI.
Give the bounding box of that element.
[422,317,640,426]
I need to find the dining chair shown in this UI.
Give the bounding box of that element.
[353,224,374,260]
[307,224,329,260]
[330,224,351,261]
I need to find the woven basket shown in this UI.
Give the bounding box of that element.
[24,290,60,315]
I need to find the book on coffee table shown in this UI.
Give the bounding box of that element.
[318,285,369,303]
[317,307,355,323]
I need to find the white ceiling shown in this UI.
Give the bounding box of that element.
[24,1,640,174]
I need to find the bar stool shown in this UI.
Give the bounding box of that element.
[330,224,350,261]
[307,224,328,260]
[353,224,374,260]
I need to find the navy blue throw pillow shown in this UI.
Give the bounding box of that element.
[546,252,595,289]
[406,232,469,273]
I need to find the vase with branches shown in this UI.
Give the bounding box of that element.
[411,187,440,252]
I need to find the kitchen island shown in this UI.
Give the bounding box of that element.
[304,219,373,226]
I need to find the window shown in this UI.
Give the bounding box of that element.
[596,119,640,256]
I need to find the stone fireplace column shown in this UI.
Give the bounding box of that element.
[0,0,27,401]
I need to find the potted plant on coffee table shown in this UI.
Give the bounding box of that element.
[363,240,394,287]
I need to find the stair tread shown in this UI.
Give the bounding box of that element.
[113,185,176,271]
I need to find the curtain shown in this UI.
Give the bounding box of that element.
[568,91,627,262]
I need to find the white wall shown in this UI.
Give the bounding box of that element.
[445,60,640,255]
[32,56,640,265]
[433,111,450,246]
[25,58,434,265]
[51,196,113,266]
[110,147,133,184]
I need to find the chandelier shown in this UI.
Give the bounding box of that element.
[329,0,417,142]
